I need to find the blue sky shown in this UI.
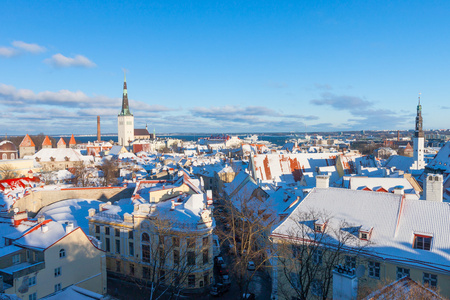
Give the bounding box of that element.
[1,1,449,135]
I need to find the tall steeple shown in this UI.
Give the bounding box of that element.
[415,93,424,138]
[119,72,132,116]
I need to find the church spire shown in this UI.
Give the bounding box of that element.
[119,71,132,116]
[415,93,423,138]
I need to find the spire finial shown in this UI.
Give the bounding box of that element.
[418,92,421,105]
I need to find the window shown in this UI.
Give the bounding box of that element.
[187,251,195,265]
[360,232,368,240]
[187,238,195,248]
[128,231,134,239]
[368,261,380,279]
[203,236,209,247]
[174,250,180,265]
[143,267,150,279]
[173,236,180,247]
[105,227,110,235]
[203,249,209,264]
[130,263,135,276]
[423,272,437,288]
[204,272,209,286]
[414,235,432,250]
[159,270,165,283]
[105,238,111,252]
[174,273,180,285]
[54,267,61,277]
[115,228,120,237]
[314,224,323,232]
[115,239,121,254]
[142,233,150,242]
[396,267,410,280]
[116,261,121,272]
[95,225,100,234]
[313,249,322,265]
[142,245,150,263]
[188,275,196,287]
[129,242,134,256]
[55,283,61,292]
[59,249,66,258]
[28,276,36,286]
[28,293,37,300]
[159,248,165,265]
[12,254,20,264]
[311,279,323,297]
[345,256,356,269]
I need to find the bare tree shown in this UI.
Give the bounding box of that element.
[72,161,95,187]
[0,164,17,180]
[217,187,277,299]
[272,209,366,300]
[127,214,211,300]
[99,158,119,186]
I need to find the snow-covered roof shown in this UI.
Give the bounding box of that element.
[32,148,86,162]
[349,177,419,195]
[384,155,414,172]
[271,188,450,273]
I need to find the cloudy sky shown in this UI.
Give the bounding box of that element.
[1,1,449,135]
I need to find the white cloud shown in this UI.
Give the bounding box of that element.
[0,47,18,57]
[44,53,96,68]
[11,41,46,53]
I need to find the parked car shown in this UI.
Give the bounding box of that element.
[247,261,256,271]
[220,274,231,285]
[210,283,230,296]
[213,235,220,257]
[243,293,256,300]
[214,256,226,269]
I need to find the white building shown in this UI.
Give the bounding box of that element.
[118,74,134,147]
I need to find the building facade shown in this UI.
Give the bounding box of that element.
[118,74,134,147]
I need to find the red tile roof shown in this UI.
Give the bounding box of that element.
[19,134,35,147]
[42,136,52,146]
[69,134,76,145]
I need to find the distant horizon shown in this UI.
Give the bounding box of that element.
[2,2,450,134]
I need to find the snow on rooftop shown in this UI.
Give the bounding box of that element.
[36,199,102,233]
[272,188,450,272]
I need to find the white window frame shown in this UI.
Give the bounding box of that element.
[423,272,437,288]
[396,267,410,280]
[312,249,323,265]
[28,275,36,286]
[54,267,61,277]
[368,261,380,279]
[12,254,20,264]
[54,283,61,292]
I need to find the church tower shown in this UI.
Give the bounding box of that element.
[118,73,134,146]
[411,94,425,170]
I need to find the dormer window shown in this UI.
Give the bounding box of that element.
[359,226,373,241]
[314,219,327,233]
[414,234,432,250]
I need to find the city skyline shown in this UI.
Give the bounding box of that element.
[1,1,450,135]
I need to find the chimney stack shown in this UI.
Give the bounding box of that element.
[332,265,358,300]
[97,116,101,142]
[316,175,330,189]
[425,174,443,202]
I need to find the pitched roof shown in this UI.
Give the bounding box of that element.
[42,135,52,146]
[57,137,66,146]
[134,128,150,136]
[271,188,450,273]
[69,134,76,145]
[19,134,35,147]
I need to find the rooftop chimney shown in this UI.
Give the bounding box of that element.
[332,265,358,300]
[316,175,330,189]
[393,186,405,195]
[13,211,28,226]
[425,174,443,202]
[41,224,49,233]
[97,116,101,142]
[66,222,74,233]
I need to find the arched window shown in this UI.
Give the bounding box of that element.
[10,153,15,159]
[2,154,6,160]
[59,249,66,258]
[142,233,150,242]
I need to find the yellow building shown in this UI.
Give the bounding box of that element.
[87,176,215,294]
[0,218,107,299]
[270,187,450,299]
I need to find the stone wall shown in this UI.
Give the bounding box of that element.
[12,186,134,216]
